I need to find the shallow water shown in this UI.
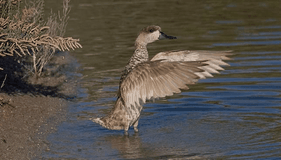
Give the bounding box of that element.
[42,0,281,159]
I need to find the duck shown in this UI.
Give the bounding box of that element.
[90,25,233,135]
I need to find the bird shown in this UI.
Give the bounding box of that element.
[90,25,233,135]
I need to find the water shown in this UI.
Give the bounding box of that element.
[42,0,281,159]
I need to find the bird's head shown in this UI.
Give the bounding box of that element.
[135,25,176,46]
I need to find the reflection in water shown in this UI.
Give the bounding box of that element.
[42,0,281,159]
[103,133,210,159]
[104,134,143,159]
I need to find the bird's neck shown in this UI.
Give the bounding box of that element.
[119,43,148,85]
[129,42,149,67]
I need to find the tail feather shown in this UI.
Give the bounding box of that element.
[90,117,107,128]
[90,116,127,131]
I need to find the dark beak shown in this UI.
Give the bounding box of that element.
[158,31,177,40]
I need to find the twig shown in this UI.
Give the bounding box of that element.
[1,74,7,88]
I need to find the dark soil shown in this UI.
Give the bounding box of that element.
[0,52,79,159]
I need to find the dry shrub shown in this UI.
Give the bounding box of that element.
[0,0,82,77]
[0,0,21,17]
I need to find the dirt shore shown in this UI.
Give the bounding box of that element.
[0,93,67,159]
[0,52,79,159]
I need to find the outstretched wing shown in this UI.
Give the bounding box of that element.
[119,50,233,112]
[151,50,233,79]
[119,60,207,111]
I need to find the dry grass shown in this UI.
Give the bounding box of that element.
[0,0,82,76]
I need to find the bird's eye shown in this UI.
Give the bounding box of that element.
[149,29,154,33]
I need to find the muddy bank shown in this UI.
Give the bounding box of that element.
[0,93,67,159]
[0,52,79,159]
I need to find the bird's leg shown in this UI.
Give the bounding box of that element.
[133,120,139,133]
[124,124,129,136]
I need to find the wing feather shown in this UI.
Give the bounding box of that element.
[120,60,206,110]
[119,51,233,117]
[151,50,233,76]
